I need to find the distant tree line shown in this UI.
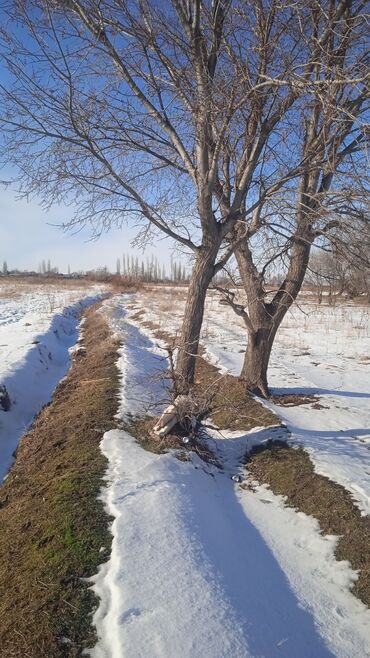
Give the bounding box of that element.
[37,259,59,275]
[0,255,189,282]
[118,254,187,283]
[0,259,61,277]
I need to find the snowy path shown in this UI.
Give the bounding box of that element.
[0,286,103,481]
[91,296,370,658]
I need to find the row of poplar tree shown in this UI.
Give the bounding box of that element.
[1,256,188,281]
[117,254,188,282]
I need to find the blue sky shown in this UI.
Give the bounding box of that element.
[0,8,195,275]
[0,183,179,274]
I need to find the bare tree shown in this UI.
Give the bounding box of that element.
[0,0,335,390]
[217,1,369,396]
[308,226,370,304]
[307,251,348,303]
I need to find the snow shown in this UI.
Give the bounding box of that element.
[0,283,104,482]
[90,293,370,658]
[133,290,370,516]
[202,298,370,516]
[102,296,170,418]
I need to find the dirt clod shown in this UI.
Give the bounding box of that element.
[0,384,11,411]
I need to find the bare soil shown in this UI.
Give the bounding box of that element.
[0,303,120,658]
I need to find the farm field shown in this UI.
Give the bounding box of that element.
[0,281,369,658]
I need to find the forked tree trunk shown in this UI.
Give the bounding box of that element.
[175,246,218,393]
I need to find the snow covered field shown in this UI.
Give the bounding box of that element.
[1,284,369,657]
[0,281,104,481]
[91,292,370,658]
[206,296,370,516]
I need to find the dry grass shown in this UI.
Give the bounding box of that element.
[0,304,120,658]
[138,285,188,311]
[193,353,278,431]
[270,393,319,407]
[0,277,101,302]
[107,275,144,292]
[128,417,218,466]
[247,441,370,608]
[124,316,278,459]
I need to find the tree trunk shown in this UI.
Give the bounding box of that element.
[175,246,218,393]
[239,325,277,398]
[235,232,312,398]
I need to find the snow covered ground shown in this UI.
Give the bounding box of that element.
[127,289,370,515]
[203,295,370,517]
[0,282,104,481]
[90,293,370,658]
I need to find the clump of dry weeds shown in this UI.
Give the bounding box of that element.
[128,416,218,466]
[270,393,319,407]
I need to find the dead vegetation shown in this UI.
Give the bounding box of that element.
[126,315,278,460]
[0,303,120,658]
[247,441,370,607]
[0,274,144,301]
[270,393,319,407]
[0,276,96,296]
[128,416,218,466]
[106,275,144,292]
[193,353,278,431]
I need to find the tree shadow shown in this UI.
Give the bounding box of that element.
[174,450,336,658]
[271,386,370,399]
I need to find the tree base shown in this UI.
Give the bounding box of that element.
[239,377,270,399]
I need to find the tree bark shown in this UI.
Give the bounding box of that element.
[235,233,312,397]
[175,245,218,393]
[239,327,276,398]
